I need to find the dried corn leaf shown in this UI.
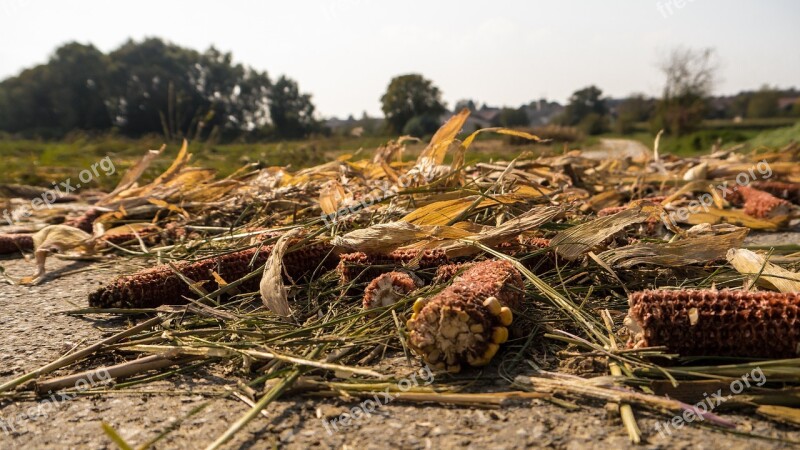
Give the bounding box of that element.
[550,208,652,260]
[260,228,303,318]
[415,108,469,168]
[727,248,800,293]
[436,205,564,258]
[97,144,165,205]
[332,221,434,253]
[756,405,800,426]
[319,180,349,215]
[682,207,782,230]
[598,228,748,268]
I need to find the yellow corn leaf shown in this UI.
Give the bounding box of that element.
[97,144,166,205]
[416,108,470,167]
[402,197,498,226]
[319,180,348,215]
[682,208,781,230]
[147,198,189,218]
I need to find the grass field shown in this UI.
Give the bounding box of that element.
[0,121,797,190]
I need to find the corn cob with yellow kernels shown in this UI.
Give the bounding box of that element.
[89,240,335,308]
[406,259,524,372]
[626,289,800,359]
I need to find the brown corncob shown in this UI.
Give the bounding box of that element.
[406,259,524,372]
[362,271,419,310]
[433,262,476,283]
[63,208,105,233]
[0,233,34,254]
[725,185,791,219]
[337,248,449,284]
[89,240,335,308]
[597,206,627,217]
[752,181,800,204]
[626,289,800,359]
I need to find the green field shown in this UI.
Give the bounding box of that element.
[1,121,798,191]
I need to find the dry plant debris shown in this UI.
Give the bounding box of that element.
[2,110,800,447]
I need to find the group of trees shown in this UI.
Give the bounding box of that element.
[0,39,319,139]
[3,41,797,141]
[558,47,798,136]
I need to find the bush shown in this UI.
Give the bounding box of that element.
[578,113,609,135]
[402,115,441,138]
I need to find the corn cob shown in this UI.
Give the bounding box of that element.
[406,259,524,372]
[597,206,627,217]
[751,181,800,205]
[433,262,476,283]
[362,271,419,311]
[0,233,34,254]
[89,240,334,308]
[63,208,105,233]
[626,289,800,359]
[725,185,791,219]
[337,248,449,284]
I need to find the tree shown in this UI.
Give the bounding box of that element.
[454,99,477,112]
[268,76,318,139]
[653,46,717,135]
[380,74,446,134]
[746,86,780,118]
[559,85,608,134]
[0,42,112,136]
[497,107,529,128]
[614,94,654,134]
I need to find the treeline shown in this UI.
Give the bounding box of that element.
[0,39,320,140]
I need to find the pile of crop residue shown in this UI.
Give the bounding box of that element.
[1,110,799,447]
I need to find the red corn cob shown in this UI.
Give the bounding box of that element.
[89,240,334,308]
[406,259,524,372]
[434,262,476,283]
[724,185,791,219]
[0,233,34,254]
[337,248,449,284]
[626,289,800,359]
[597,206,627,217]
[362,271,419,311]
[751,181,800,205]
[64,208,105,233]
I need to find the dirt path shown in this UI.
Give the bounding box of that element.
[1,255,798,449]
[582,139,652,162]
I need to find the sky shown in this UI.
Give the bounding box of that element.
[0,0,798,118]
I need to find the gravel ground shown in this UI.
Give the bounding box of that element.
[1,247,799,449]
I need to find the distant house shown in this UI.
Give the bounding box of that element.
[778,96,800,113]
[523,100,564,126]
